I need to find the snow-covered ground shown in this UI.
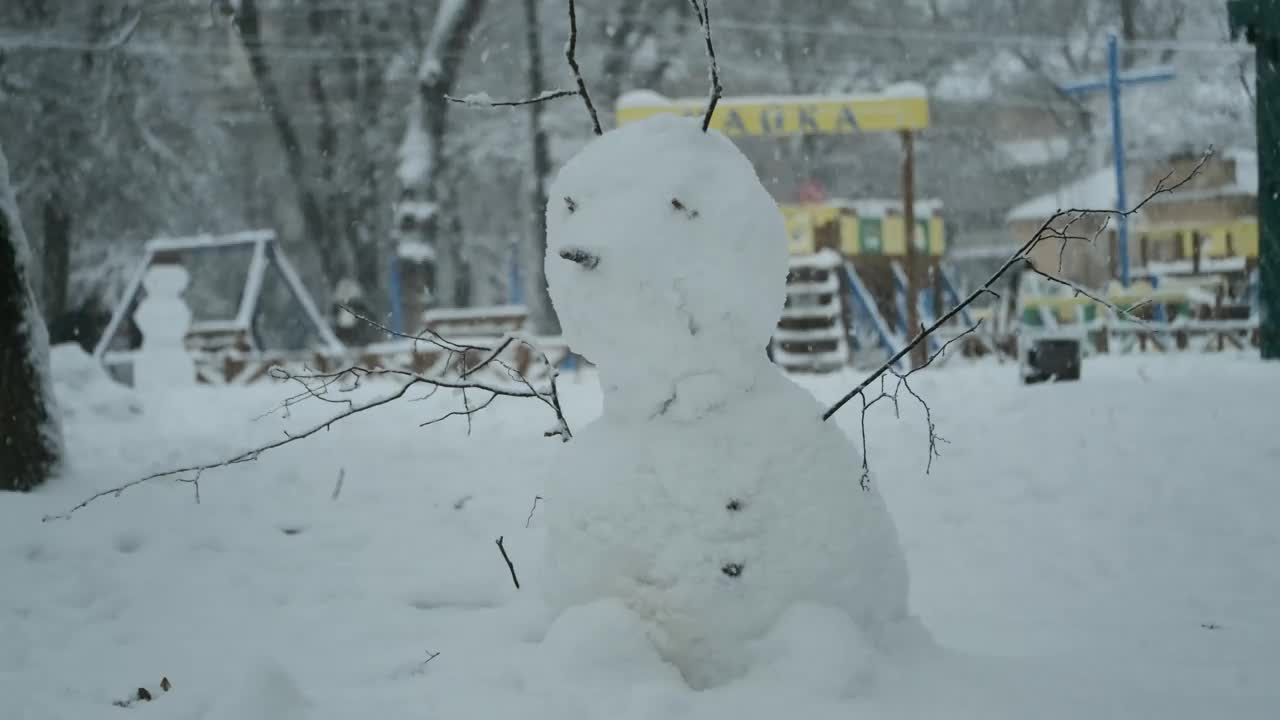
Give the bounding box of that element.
[3,348,1279,719]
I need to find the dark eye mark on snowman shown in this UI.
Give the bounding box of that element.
[670,197,699,219]
[721,562,744,578]
[564,196,578,214]
[559,247,599,269]
[725,498,742,512]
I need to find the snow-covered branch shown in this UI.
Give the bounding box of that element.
[444,88,578,107]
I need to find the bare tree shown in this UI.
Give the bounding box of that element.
[521,0,558,335]
[396,0,490,311]
[0,143,62,492]
[0,1,230,336]
[230,0,343,296]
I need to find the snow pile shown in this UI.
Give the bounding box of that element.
[541,114,911,687]
[49,343,141,421]
[2,354,1280,718]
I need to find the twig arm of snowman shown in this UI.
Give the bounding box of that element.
[687,0,722,132]
[447,0,722,135]
[823,150,1212,471]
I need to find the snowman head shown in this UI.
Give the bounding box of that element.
[142,264,191,298]
[545,115,787,393]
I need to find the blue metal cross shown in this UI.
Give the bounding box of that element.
[1058,33,1176,288]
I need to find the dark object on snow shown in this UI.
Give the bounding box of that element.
[558,247,599,270]
[1021,337,1082,384]
[49,302,115,353]
[721,562,743,578]
[0,149,62,492]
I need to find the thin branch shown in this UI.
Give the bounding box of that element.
[525,495,543,528]
[417,389,498,430]
[1022,261,1152,327]
[44,377,424,521]
[495,536,520,589]
[331,467,345,500]
[688,0,722,132]
[823,148,1212,423]
[566,0,603,135]
[340,304,484,355]
[445,89,578,107]
[48,350,569,519]
[1239,57,1256,111]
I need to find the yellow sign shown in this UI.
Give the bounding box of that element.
[616,92,929,135]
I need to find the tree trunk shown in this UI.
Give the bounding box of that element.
[0,145,62,492]
[397,0,487,310]
[522,0,560,335]
[40,193,70,324]
[233,0,342,294]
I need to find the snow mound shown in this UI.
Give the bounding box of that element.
[49,343,141,421]
[536,599,683,687]
[215,660,312,720]
[742,603,877,697]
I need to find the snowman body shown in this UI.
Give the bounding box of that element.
[133,264,196,389]
[541,115,909,687]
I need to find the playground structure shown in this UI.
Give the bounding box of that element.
[93,231,565,386]
[1013,266,1261,355]
[770,200,987,373]
[1005,147,1263,357]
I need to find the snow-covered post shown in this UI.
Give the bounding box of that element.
[0,144,63,491]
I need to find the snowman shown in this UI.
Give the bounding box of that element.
[132,263,196,389]
[540,114,911,688]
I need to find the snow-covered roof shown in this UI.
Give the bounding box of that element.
[1006,167,1122,223]
[998,136,1071,167]
[617,85,927,110]
[145,229,274,253]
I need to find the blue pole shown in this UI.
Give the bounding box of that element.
[1107,32,1131,288]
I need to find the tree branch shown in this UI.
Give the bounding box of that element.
[687,0,721,132]
[566,0,603,135]
[445,89,578,107]
[823,148,1213,426]
[495,535,520,589]
[47,320,571,520]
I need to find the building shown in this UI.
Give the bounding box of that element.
[1004,148,1259,289]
